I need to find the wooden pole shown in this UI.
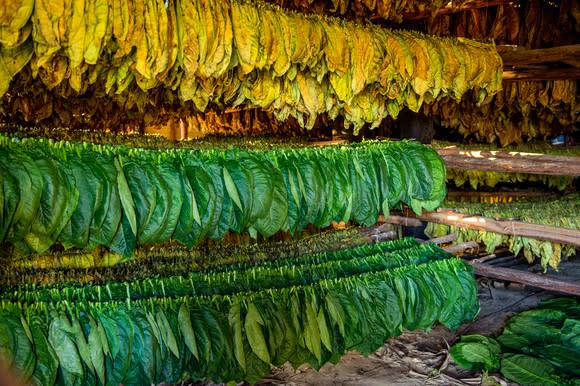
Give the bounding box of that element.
[436,147,580,176]
[400,0,515,21]
[498,44,580,67]
[425,233,458,245]
[468,261,580,296]
[502,67,580,81]
[384,212,580,247]
[444,241,480,254]
[380,215,423,227]
[418,210,580,247]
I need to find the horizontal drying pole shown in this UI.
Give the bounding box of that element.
[436,147,580,177]
[383,211,580,247]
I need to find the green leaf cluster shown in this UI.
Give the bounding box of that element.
[1,0,502,132]
[0,238,479,385]
[451,298,580,386]
[0,135,446,257]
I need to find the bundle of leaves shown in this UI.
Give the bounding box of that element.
[451,298,580,386]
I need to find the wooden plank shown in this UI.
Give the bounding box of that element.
[502,67,580,81]
[418,210,580,247]
[468,261,580,296]
[498,44,580,67]
[436,147,580,176]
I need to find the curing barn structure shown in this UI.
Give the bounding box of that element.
[0,0,578,385]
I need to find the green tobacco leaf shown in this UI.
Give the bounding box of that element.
[224,156,253,232]
[30,314,58,386]
[178,303,199,360]
[88,317,106,385]
[61,159,99,248]
[140,164,171,244]
[304,297,322,362]
[88,154,122,249]
[254,165,288,237]
[562,318,580,349]
[191,309,211,361]
[156,163,184,242]
[24,157,78,253]
[243,155,273,223]
[134,311,158,383]
[537,344,580,376]
[500,354,562,386]
[3,314,35,379]
[228,303,246,371]
[223,166,243,211]
[245,303,270,364]
[157,310,180,358]
[114,156,137,236]
[124,160,157,240]
[450,335,501,371]
[70,313,94,376]
[48,313,84,377]
[317,308,332,353]
[109,211,136,257]
[1,150,43,244]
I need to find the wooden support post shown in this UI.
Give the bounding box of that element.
[468,261,580,296]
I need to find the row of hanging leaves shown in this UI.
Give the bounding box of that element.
[0,0,502,132]
[424,80,578,146]
[0,237,479,385]
[0,134,447,257]
[263,0,460,23]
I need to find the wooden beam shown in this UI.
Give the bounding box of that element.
[444,241,480,254]
[502,67,580,81]
[436,147,580,176]
[418,210,580,247]
[401,0,514,21]
[498,44,580,67]
[468,261,580,296]
[425,233,458,245]
[381,215,423,227]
